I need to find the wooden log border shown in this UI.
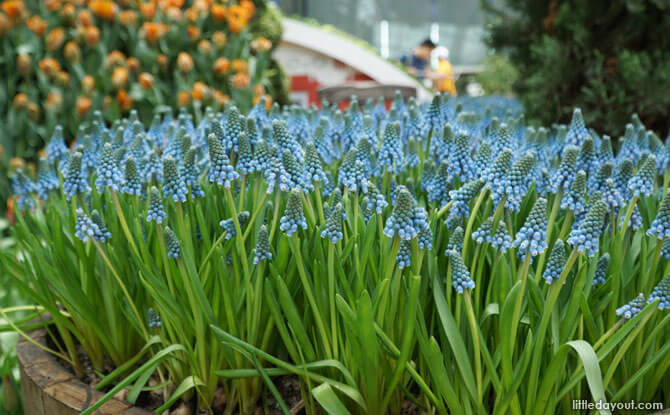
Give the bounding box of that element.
[18,326,154,415]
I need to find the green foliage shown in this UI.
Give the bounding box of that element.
[475,54,519,95]
[484,0,670,136]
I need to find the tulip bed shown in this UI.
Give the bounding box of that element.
[0,0,279,205]
[3,94,670,414]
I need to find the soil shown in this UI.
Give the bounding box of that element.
[46,329,423,414]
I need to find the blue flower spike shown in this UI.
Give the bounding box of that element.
[543,239,567,284]
[280,190,308,236]
[253,225,273,264]
[616,293,646,320]
[512,197,548,257]
[448,250,475,293]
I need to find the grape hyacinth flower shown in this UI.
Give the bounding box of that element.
[366,181,388,213]
[565,108,589,146]
[63,152,90,201]
[378,121,403,171]
[148,308,161,329]
[592,253,610,286]
[543,239,567,284]
[613,159,634,199]
[208,134,239,187]
[338,150,368,193]
[46,125,69,163]
[36,159,59,200]
[447,132,476,182]
[647,274,669,309]
[561,170,587,215]
[74,209,101,243]
[397,240,412,269]
[628,155,656,198]
[472,217,512,252]
[601,178,624,210]
[484,149,512,206]
[550,145,579,192]
[142,150,163,183]
[512,197,548,257]
[448,251,475,293]
[146,186,166,224]
[418,224,433,250]
[661,239,670,259]
[447,179,484,222]
[181,147,205,198]
[11,170,36,211]
[90,210,112,242]
[280,190,308,236]
[273,120,303,161]
[567,199,608,257]
[321,203,344,243]
[220,212,250,239]
[304,142,328,185]
[235,132,256,175]
[253,225,272,264]
[616,293,646,320]
[428,163,452,207]
[95,143,123,192]
[164,227,181,258]
[445,226,464,254]
[504,151,537,212]
[473,142,492,175]
[576,137,597,177]
[647,192,670,239]
[121,156,142,196]
[162,157,188,202]
[224,106,244,151]
[383,187,423,240]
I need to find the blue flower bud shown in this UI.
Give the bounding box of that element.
[162,156,188,202]
[593,253,610,286]
[90,210,112,242]
[543,240,567,284]
[146,186,167,223]
[121,156,142,196]
[280,190,308,236]
[253,224,273,264]
[628,155,656,197]
[383,187,424,240]
[472,217,512,252]
[321,203,344,243]
[63,152,90,201]
[567,199,608,257]
[647,274,669,309]
[95,143,123,193]
[164,226,181,258]
[208,133,239,187]
[616,293,646,320]
[236,132,256,175]
[446,226,464,254]
[448,250,475,293]
[397,240,412,269]
[74,209,100,242]
[512,197,548,257]
[549,145,578,192]
[148,308,161,329]
[647,192,670,239]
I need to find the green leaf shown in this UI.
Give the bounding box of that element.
[312,383,352,415]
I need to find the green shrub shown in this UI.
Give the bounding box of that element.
[483,0,670,136]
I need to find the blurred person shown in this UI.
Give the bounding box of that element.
[400,38,436,79]
[431,46,457,96]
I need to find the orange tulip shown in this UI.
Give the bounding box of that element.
[27,101,40,121]
[213,57,229,75]
[138,72,154,89]
[157,53,168,71]
[84,25,100,46]
[211,3,226,20]
[89,0,117,20]
[13,93,28,109]
[16,53,30,75]
[212,90,229,107]
[64,41,81,62]
[177,52,193,74]
[240,0,255,19]
[212,31,226,48]
[139,2,155,19]
[61,2,76,23]
[44,0,61,11]
[38,58,61,77]
[177,90,190,107]
[105,50,126,68]
[251,36,272,52]
[126,57,140,73]
[56,71,70,87]
[46,27,66,51]
[76,95,93,117]
[142,21,168,44]
[119,10,137,26]
[111,66,129,89]
[1,1,24,19]
[231,59,248,73]
[116,90,134,111]
[81,75,95,94]
[45,91,63,112]
[198,39,212,54]
[25,15,47,36]
[232,72,250,89]
[77,9,93,26]
[191,81,210,101]
[187,25,200,42]
[0,13,12,35]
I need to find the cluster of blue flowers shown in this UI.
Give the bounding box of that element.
[10,95,670,315]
